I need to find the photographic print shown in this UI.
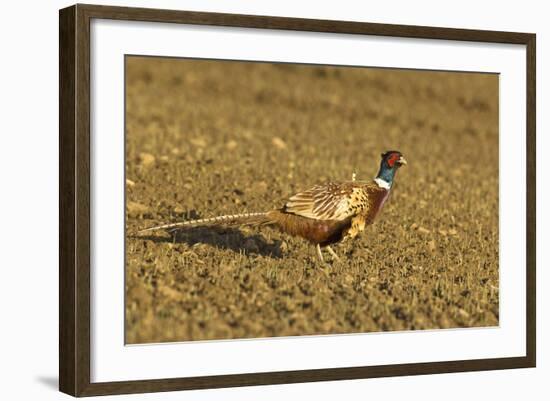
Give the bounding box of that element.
[125,56,499,344]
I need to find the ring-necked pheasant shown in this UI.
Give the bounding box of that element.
[138,150,406,262]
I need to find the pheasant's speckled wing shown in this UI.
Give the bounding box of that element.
[284,182,370,221]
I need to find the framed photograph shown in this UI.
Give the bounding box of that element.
[59,4,536,397]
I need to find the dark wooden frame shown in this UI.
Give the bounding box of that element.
[59,3,536,397]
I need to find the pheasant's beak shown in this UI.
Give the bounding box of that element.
[397,156,407,166]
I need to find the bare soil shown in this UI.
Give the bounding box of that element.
[125,57,499,344]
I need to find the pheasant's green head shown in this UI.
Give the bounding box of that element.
[375,150,407,188]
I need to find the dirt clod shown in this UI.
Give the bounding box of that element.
[138,152,155,167]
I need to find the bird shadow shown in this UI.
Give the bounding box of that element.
[133,226,283,259]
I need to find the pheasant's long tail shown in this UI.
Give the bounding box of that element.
[137,212,275,234]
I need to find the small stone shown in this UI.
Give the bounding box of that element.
[226,140,238,150]
[438,316,452,329]
[457,308,470,318]
[254,181,268,193]
[428,240,436,252]
[448,228,458,236]
[126,179,136,187]
[138,152,155,167]
[418,226,431,234]
[272,136,287,149]
[241,130,253,140]
[190,137,207,147]
[343,274,354,286]
[159,286,181,301]
[127,201,149,217]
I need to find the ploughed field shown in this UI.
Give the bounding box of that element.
[125,57,499,343]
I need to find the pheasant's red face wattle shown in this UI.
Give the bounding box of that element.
[386,153,400,167]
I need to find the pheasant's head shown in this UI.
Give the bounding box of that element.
[375,150,407,188]
[381,150,407,169]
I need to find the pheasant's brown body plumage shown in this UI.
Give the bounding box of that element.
[265,210,353,247]
[271,181,390,246]
[138,151,406,261]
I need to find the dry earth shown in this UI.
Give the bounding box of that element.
[125,57,499,343]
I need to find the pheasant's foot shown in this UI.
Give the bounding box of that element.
[316,243,325,263]
[326,245,341,261]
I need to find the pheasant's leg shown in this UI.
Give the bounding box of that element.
[316,243,324,263]
[326,245,340,261]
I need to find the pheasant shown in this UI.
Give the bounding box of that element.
[138,150,407,262]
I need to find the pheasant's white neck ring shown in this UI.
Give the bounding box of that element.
[374,177,391,190]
